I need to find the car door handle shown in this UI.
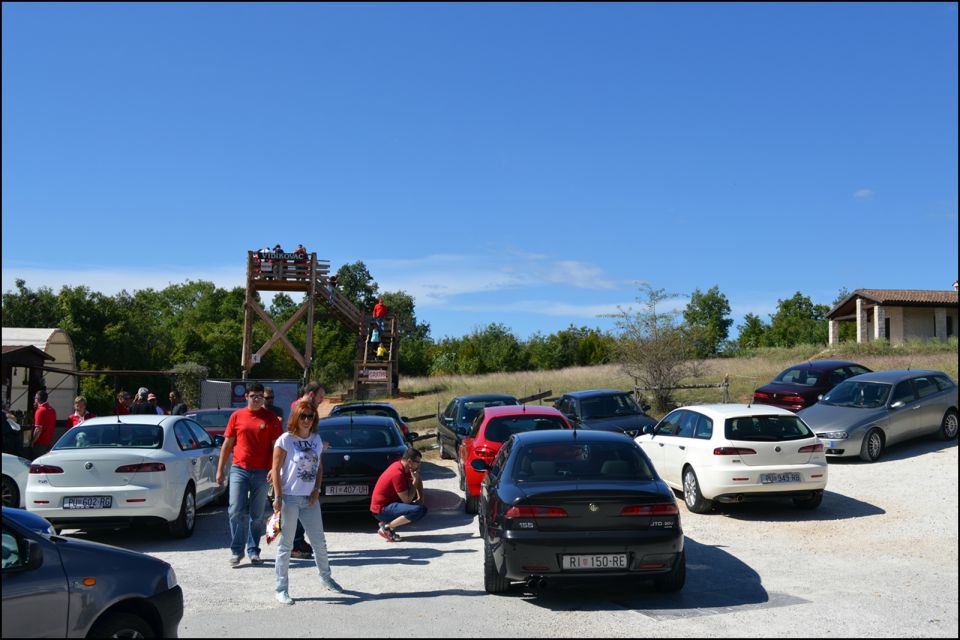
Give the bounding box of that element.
[208,455,216,461]
[679,445,686,450]
[657,442,664,447]
[191,459,197,465]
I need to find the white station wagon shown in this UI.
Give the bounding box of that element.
[26,414,227,537]
[635,404,827,513]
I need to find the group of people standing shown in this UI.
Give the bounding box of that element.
[214,380,429,605]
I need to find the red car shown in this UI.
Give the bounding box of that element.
[458,405,573,514]
[752,360,872,412]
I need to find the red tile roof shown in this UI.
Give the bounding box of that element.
[855,289,958,305]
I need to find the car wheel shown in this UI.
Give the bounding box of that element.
[168,486,196,538]
[483,539,510,594]
[939,409,958,441]
[438,433,453,460]
[1,475,19,509]
[653,550,686,592]
[465,487,479,515]
[859,429,884,462]
[88,611,154,638]
[793,491,823,510]
[682,468,712,514]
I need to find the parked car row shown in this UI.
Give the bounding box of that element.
[451,367,957,595]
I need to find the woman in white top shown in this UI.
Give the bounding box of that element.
[270,401,342,605]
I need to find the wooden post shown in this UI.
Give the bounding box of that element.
[722,373,729,403]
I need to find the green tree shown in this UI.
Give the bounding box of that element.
[1,279,60,328]
[335,261,379,311]
[606,285,698,412]
[682,285,733,358]
[764,292,829,347]
[737,313,767,351]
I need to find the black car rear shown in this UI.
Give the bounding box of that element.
[317,415,409,511]
[475,430,684,594]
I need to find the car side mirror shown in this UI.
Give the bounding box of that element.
[641,404,651,413]
[23,539,44,570]
[643,424,657,435]
[470,458,489,473]
[890,400,905,410]
[213,435,225,447]
[406,432,419,443]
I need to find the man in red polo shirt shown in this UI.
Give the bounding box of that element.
[370,447,427,542]
[32,390,58,458]
[216,383,283,566]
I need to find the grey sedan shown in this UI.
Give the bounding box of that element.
[798,369,958,462]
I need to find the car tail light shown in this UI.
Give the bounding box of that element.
[30,464,64,474]
[753,392,770,401]
[620,504,679,516]
[782,395,805,404]
[505,506,568,518]
[473,446,497,462]
[115,462,166,473]
[713,447,757,455]
[798,444,823,453]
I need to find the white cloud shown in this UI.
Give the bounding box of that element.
[853,188,875,199]
[2,265,243,296]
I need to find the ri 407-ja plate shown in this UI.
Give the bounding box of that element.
[325,485,368,496]
[562,554,628,570]
[760,472,801,484]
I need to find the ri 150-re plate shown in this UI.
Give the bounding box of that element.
[562,554,628,570]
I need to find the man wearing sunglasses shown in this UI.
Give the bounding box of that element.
[217,382,283,566]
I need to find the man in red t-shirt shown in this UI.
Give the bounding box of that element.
[370,447,427,542]
[216,383,283,566]
[32,390,58,458]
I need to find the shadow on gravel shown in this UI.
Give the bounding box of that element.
[327,543,476,567]
[419,460,457,480]
[515,538,804,619]
[288,587,486,605]
[711,489,884,522]
[825,435,956,465]
[59,503,232,552]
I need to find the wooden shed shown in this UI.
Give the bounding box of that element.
[1,328,78,424]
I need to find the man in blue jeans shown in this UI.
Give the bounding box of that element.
[216,383,283,565]
[370,447,427,542]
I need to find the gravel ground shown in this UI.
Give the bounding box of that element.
[71,435,958,638]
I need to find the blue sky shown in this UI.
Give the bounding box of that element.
[3,3,957,341]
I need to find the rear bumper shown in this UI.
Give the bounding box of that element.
[697,462,827,500]
[26,483,181,524]
[498,529,683,581]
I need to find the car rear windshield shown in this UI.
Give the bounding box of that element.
[773,367,821,386]
[514,442,655,482]
[188,412,233,428]
[461,399,518,424]
[724,415,814,442]
[54,424,164,449]
[580,394,642,419]
[481,415,569,442]
[317,424,401,448]
[334,406,398,420]
[820,381,891,408]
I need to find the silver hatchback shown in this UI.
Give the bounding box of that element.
[798,369,958,462]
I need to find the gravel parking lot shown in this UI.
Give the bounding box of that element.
[68,436,958,638]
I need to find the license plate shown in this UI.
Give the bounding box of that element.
[760,472,801,484]
[562,554,628,570]
[325,485,368,496]
[63,496,112,510]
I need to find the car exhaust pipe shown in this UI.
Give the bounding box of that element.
[736,494,744,502]
[526,577,549,590]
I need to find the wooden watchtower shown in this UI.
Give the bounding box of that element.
[240,251,399,399]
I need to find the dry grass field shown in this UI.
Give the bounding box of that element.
[386,342,958,458]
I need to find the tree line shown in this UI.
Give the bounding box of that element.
[2,265,840,413]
